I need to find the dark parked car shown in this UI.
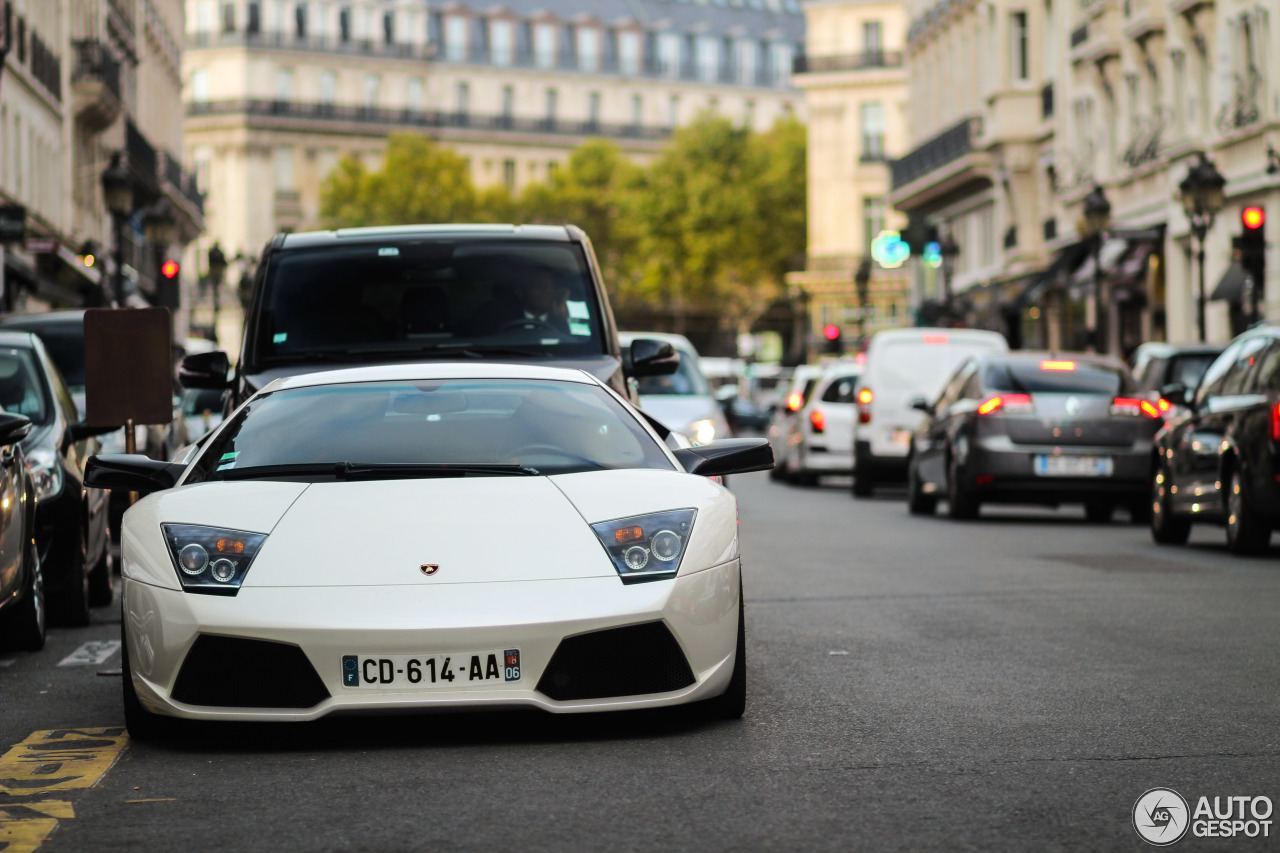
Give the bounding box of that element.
[179,225,678,411]
[907,352,1161,521]
[1130,342,1224,417]
[0,332,114,624]
[0,413,43,651]
[1150,327,1280,554]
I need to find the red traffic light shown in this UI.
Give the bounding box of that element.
[161,259,180,279]
[823,324,841,341]
[1243,207,1265,230]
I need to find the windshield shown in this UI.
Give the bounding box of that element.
[187,378,673,482]
[983,361,1132,395]
[1166,354,1217,391]
[0,348,50,425]
[635,352,711,397]
[252,240,606,366]
[6,325,84,389]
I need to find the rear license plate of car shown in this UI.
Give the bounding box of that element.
[1033,455,1113,477]
[341,650,520,688]
[891,429,912,447]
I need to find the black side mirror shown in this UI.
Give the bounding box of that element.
[673,438,774,477]
[1159,383,1188,408]
[0,413,31,447]
[908,396,933,414]
[85,454,187,495]
[626,339,681,378]
[179,351,232,390]
[67,422,121,444]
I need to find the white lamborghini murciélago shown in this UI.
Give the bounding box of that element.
[87,363,772,739]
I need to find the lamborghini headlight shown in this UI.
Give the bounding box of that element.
[591,509,696,584]
[24,446,63,501]
[161,524,267,596]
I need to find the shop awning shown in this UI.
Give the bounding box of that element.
[1069,237,1130,295]
[1111,244,1156,301]
[1210,261,1248,302]
[1018,242,1090,306]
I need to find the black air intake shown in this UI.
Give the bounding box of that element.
[537,622,695,701]
[172,635,330,709]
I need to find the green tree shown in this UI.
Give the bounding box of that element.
[320,134,479,227]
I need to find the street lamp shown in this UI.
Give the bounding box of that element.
[206,243,228,344]
[854,257,872,350]
[1081,184,1111,353]
[938,231,960,325]
[1179,152,1226,342]
[100,152,134,308]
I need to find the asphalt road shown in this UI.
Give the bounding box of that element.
[3,473,1278,852]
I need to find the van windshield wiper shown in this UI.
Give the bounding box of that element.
[430,343,552,358]
[216,462,539,481]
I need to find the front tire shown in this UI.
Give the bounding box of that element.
[121,624,178,742]
[1150,461,1192,545]
[702,589,746,720]
[907,456,937,516]
[947,456,979,520]
[1226,468,1271,555]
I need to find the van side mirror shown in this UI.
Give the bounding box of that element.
[1159,383,1188,408]
[626,339,681,378]
[0,413,31,447]
[908,395,933,414]
[179,351,232,390]
[85,454,187,495]
[673,438,774,476]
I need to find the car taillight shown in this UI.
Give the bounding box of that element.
[1112,397,1160,419]
[857,388,873,424]
[1156,398,1172,413]
[977,394,1032,415]
[786,392,804,412]
[809,408,826,433]
[1271,400,1280,441]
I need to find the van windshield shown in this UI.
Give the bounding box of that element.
[251,239,606,366]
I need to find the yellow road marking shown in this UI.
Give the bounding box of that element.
[0,728,130,852]
[0,817,58,853]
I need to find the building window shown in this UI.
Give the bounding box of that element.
[382,11,394,45]
[631,93,643,127]
[338,6,350,42]
[296,4,307,38]
[364,73,380,109]
[195,1,215,34]
[274,146,295,191]
[737,39,756,84]
[502,159,516,191]
[863,21,882,58]
[1010,11,1029,82]
[860,102,885,160]
[193,146,213,194]
[222,2,237,32]
[502,85,514,122]
[445,15,467,61]
[545,88,558,124]
[619,30,641,75]
[577,26,600,72]
[667,94,679,128]
[490,19,513,65]
[407,77,423,112]
[456,81,470,116]
[658,33,680,78]
[862,197,884,253]
[275,67,293,102]
[319,70,336,104]
[191,68,211,102]
[314,3,330,37]
[588,91,601,127]
[770,43,792,86]
[534,23,556,69]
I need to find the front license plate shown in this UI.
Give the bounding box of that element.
[341,649,520,689]
[1034,455,1113,477]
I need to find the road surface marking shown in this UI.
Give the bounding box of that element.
[57,641,122,667]
[0,658,15,668]
[0,728,130,852]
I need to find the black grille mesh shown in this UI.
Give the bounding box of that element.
[172,635,330,709]
[537,621,695,701]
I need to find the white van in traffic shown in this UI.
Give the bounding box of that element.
[852,328,1008,497]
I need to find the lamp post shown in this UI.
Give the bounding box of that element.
[854,257,872,350]
[938,231,960,326]
[100,153,134,308]
[1179,152,1226,342]
[206,243,227,345]
[1081,185,1112,353]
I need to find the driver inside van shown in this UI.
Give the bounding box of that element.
[470,267,570,336]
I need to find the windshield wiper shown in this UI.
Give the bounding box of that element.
[430,344,551,358]
[216,461,540,481]
[216,463,346,481]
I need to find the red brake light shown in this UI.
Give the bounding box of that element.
[809,408,826,433]
[977,394,1032,415]
[857,388,873,423]
[1157,398,1172,413]
[923,335,949,344]
[786,392,804,412]
[1271,401,1280,441]
[1112,397,1160,419]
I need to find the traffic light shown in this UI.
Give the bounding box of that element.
[160,259,180,279]
[1239,207,1265,312]
[822,323,843,355]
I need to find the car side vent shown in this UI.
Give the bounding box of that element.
[172,635,330,709]
[537,622,695,701]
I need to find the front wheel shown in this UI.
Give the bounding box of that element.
[907,456,937,516]
[947,456,979,520]
[1150,462,1191,545]
[0,537,45,651]
[1226,468,1271,555]
[701,589,746,720]
[121,625,178,742]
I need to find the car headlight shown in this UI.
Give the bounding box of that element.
[689,419,717,445]
[24,446,63,501]
[591,509,696,584]
[161,524,268,596]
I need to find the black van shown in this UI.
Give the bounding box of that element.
[181,225,677,406]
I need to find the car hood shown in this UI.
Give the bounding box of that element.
[242,353,624,396]
[122,470,737,589]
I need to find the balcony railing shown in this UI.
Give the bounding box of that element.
[72,39,122,102]
[1070,23,1089,48]
[29,32,63,101]
[187,98,676,142]
[890,116,982,190]
[187,31,795,89]
[108,0,134,32]
[126,118,159,190]
[793,50,904,74]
